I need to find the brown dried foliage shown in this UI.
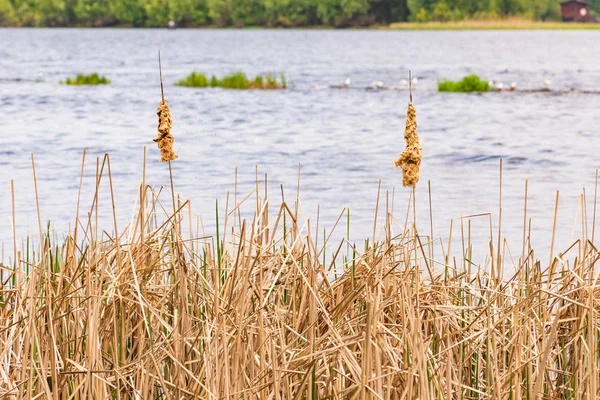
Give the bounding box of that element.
[1,158,599,398]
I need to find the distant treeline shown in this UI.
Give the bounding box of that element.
[0,0,599,27]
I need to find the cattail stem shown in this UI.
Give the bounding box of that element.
[168,160,177,218]
[159,50,164,102]
[409,70,413,103]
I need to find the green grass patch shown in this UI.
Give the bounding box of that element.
[389,20,600,30]
[61,73,110,85]
[438,74,490,93]
[176,72,287,90]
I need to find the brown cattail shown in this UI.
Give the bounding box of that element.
[153,99,178,162]
[394,102,421,187]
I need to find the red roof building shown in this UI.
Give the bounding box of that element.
[560,0,592,22]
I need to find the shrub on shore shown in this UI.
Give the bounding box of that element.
[176,71,287,89]
[60,73,110,85]
[438,74,489,92]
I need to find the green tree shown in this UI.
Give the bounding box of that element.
[370,0,409,22]
[1,0,568,27]
[261,0,287,26]
[407,0,436,13]
[258,0,314,27]
[36,0,67,25]
[316,0,370,26]
[452,0,477,15]
[144,0,210,26]
[414,7,429,21]
[185,0,211,25]
[0,0,17,25]
[230,0,266,26]
[431,0,451,20]
[272,0,319,26]
[74,0,110,25]
[12,0,38,25]
[207,0,230,26]
[542,0,561,20]
[144,0,169,25]
[108,0,147,25]
[590,0,600,13]
[520,0,553,19]
[494,0,526,16]
[447,0,490,16]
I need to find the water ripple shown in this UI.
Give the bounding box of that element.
[0,29,599,260]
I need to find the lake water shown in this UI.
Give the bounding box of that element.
[1,28,599,266]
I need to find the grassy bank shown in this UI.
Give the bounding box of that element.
[1,152,598,398]
[389,19,600,30]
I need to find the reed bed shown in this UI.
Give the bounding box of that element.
[0,152,598,399]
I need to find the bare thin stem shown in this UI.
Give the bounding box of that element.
[409,70,413,103]
[159,50,165,102]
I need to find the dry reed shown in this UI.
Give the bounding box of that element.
[1,153,598,399]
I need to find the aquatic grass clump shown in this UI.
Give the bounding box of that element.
[176,71,287,90]
[220,72,249,89]
[438,74,489,92]
[60,73,110,85]
[176,71,208,87]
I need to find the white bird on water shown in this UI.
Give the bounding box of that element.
[400,79,408,86]
[544,78,552,86]
[411,77,418,85]
[371,80,384,89]
[344,77,351,87]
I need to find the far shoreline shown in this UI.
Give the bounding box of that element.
[2,19,600,30]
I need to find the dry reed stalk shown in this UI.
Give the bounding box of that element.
[1,159,599,399]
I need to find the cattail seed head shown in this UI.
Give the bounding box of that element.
[153,99,178,162]
[394,102,421,187]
